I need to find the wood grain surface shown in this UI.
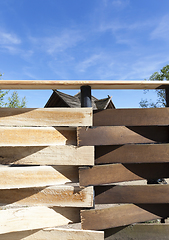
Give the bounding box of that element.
[0,228,104,240]
[0,166,78,189]
[77,126,169,146]
[104,224,169,240]
[95,185,169,204]
[0,186,93,207]
[93,108,169,126]
[0,108,92,127]
[0,127,76,146]
[81,204,169,230]
[0,80,169,89]
[95,144,169,164]
[79,163,169,186]
[0,206,80,234]
[0,145,94,165]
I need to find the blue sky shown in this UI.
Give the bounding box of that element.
[0,0,169,108]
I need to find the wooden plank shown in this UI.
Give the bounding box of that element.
[0,108,92,127]
[95,185,169,204]
[77,126,169,146]
[0,228,104,240]
[95,144,169,164]
[0,146,94,166]
[0,127,76,146]
[104,224,169,240]
[94,108,169,126]
[0,206,80,234]
[0,186,93,207]
[81,204,169,230]
[79,163,169,186]
[0,166,78,189]
[0,80,169,89]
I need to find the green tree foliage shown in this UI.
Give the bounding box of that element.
[5,91,26,108]
[0,73,26,108]
[139,65,169,108]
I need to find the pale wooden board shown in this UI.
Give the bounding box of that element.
[0,186,93,207]
[94,108,169,126]
[77,126,168,146]
[0,80,169,89]
[0,146,94,166]
[95,144,169,164]
[104,224,169,240]
[95,185,169,204]
[0,127,76,146]
[0,166,78,189]
[0,206,80,234]
[0,108,92,127]
[81,204,169,230]
[79,163,169,186]
[0,228,104,240]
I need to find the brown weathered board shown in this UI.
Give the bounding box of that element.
[79,163,169,186]
[0,166,78,189]
[0,206,80,234]
[104,224,169,240]
[95,185,169,204]
[0,186,93,207]
[0,146,94,166]
[95,144,169,164]
[0,127,76,146]
[0,228,104,240]
[93,108,169,126]
[0,108,92,127]
[77,126,169,146]
[0,80,169,89]
[81,204,169,230]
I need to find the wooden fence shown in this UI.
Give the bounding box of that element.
[0,80,169,240]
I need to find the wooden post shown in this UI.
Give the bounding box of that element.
[80,86,92,107]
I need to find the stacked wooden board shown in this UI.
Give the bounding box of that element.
[78,108,169,239]
[0,108,104,239]
[1,81,169,239]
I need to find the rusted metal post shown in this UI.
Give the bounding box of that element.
[80,85,92,107]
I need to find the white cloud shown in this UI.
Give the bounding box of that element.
[30,29,83,55]
[112,0,130,7]
[0,31,21,45]
[77,54,104,73]
[150,15,169,41]
[0,29,22,55]
[99,18,154,35]
[103,0,130,8]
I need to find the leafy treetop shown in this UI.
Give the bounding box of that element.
[139,65,169,108]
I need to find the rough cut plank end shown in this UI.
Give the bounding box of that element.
[0,228,104,240]
[0,145,94,166]
[0,108,93,127]
[0,166,79,189]
[0,186,94,208]
[81,204,169,230]
[104,224,169,240]
[0,206,81,234]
